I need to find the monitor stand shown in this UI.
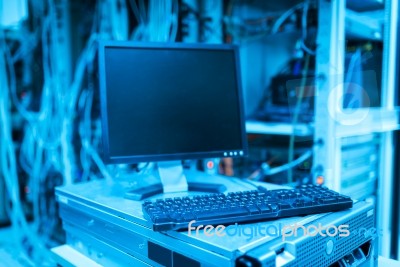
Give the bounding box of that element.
[124,161,227,201]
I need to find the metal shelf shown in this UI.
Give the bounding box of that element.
[245,120,313,136]
[335,108,400,137]
[346,9,384,41]
[315,0,398,257]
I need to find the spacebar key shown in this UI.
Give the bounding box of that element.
[196,207,249,220]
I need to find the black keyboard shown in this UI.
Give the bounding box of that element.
[142,184,353,231]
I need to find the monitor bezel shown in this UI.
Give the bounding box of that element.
[98,41,248,164]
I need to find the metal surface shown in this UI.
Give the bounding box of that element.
[52,245,103,267]
[237,201,377,267]
[341,134,379,200]
[335,109,400,138]
[345,9,384,40]
[314,0,346,191]
[56,175,376,267]
[377,0,399,258]
[314,0,399,257]
[246,120,313,136]
[50,245,400,267]
[56,171,287,235]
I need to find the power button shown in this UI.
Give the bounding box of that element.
[326,240,334,255]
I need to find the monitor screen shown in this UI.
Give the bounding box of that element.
[99,42,247,163]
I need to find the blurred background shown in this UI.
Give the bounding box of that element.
[0,0,399,266]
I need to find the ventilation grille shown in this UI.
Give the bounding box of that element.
[284,210,374,267]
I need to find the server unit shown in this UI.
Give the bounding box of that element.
[53,175,377,267]
[341,134,380,200]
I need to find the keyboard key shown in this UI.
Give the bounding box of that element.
[257,204,272,213]
[320,198,337,204]
[246,205,260,215]
[293,202,304,207]
[293,199,304,207]
[153,214,170,223]
[303,201,313,206]
[269,204,279,211]
[196,207,249,220]
[278,203,291,209]
[278,194,288,200]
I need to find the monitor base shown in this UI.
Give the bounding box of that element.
[124,161,227,201]
[124,182,227,201]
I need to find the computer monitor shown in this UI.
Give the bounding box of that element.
[98,41,247,200]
